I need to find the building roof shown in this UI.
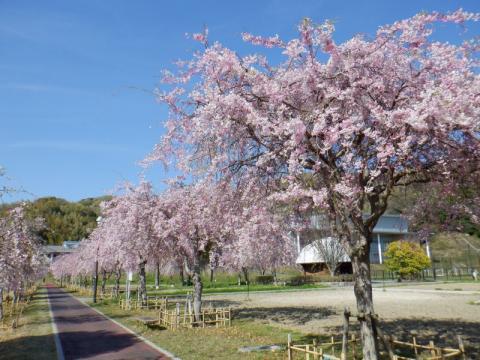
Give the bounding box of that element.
[42,240,81,255]
[372,215,409,234]
[42,245,76,255]
[296,237,350,265]
[309,214,408,234]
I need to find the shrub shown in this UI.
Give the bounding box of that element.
[253,275,274,284]
[384,241,431,279]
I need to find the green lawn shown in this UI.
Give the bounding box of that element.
[89,298,333,360]
[143,283,328,296]
[0,286,57,360]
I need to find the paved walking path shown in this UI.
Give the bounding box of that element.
[46,285,170,360]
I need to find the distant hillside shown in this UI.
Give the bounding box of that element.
[1,196,112,245]
[430,232,480,267]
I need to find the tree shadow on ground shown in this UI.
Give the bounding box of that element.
[202,299,242,308]
[325,318,480,359]
[57,330,162,359]
[235,306,336,325]
[0,334,56,360]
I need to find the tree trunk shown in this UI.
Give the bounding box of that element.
[0,287,3,321]
[154,261,160,289]
[192,246,203,324]
[351,243,379,360]
[92,260,98,303]
[242,267,249,284]
[138,261,148,307]
[210,267,214,283]
[114,269,121,297]
[101,269,107,297]
[179,265,185,286]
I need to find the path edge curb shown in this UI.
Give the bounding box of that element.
[46,286,66,360]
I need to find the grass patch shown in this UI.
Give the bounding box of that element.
[145,283,328,297]
[0,286,57,360]
[89,299,327,360]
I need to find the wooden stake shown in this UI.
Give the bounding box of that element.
[287,334,292,360]
[412,336,418,357]
[429,340,436,357]
[341,307,350,360]
[351,334,356,359]
[457,336,466,360]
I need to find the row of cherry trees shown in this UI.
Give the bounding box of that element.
[51,9,479,359]
[0,206,48,319]
[144,10,479,359]
[51,180,295,322]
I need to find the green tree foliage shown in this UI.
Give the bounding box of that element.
[1,196,111,245]
[384,241,431,279]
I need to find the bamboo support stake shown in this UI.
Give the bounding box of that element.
[313,339,318,360]
[429,341,436,357]
[175,303,180,329]
[351,334,356,360]
[373,316,395,360]
[341,307,350,360]
[331,336,335,356]
[412,336,418,357]
[287,334,293,360]
[306,344,310,360]
[457,336,466,360]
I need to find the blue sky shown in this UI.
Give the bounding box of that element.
[1,0,479,202]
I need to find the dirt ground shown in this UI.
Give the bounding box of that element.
[205,283,480,357]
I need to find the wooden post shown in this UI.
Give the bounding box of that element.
[439,347,445,360]
[341,307,350,360]
[331,336,335,356]
[373,317,395,360]
[287,334,293,360]
[351,334,356,359]
[429,341,436,357]
[306,344,310,360]
[412,336,418,357]
[175,303,180,329]
[313,339,318,360]
[457,336,466,360]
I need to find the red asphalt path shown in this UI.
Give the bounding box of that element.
[46,285,170,360]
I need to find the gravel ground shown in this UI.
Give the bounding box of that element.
[204,283,480,357]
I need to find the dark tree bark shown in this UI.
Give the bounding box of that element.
[154,261,160,289]
[114,268,121,297]
[92,260,98,303]
[351,236,379,360]
[179,264,185,286]
[242,267,249,284]
[0,287,3,321]
[192,238,203,324]
[101,269,107,297]
[138,260,148,307]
